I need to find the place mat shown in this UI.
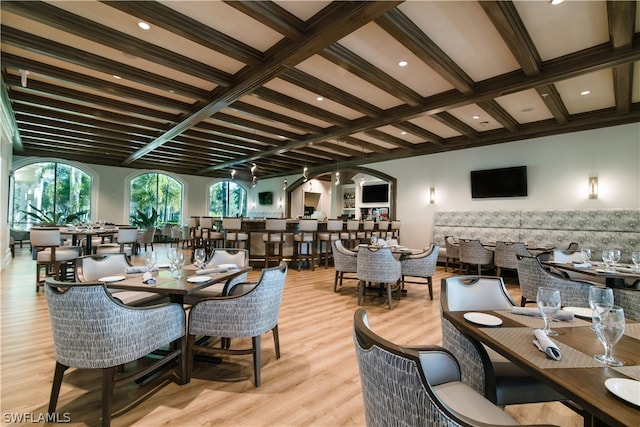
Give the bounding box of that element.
[624,323,640,341]
[496,310,591,329]
[480,327,603,369]
[612,366,640,381]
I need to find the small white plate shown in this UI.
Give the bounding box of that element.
[605,378,640,407]
[98,275,125,283]
[187,276,212,283]
[463,312,503,327]
[563,306,593,319]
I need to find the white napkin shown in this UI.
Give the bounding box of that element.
[572,262,592,268]
[142,271,156,285]
[533,329,562,360]
[196,266,228,275]
[219,263,238,270]
[125,265,159,273]
[512,307,574,321]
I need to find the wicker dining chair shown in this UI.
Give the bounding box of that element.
[494,241,531,277]
[400,244,439,300]
[356,246,401,309]
[459,239,494,275]
[444,235,460,272]
[331,239,358,292]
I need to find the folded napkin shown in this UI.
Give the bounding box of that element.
[512,307,574,321]
[219,263,238,270]
[142,271,156,285]
[196,266,229,275]
[533,329,562,360]
[125,265,159,274]
[572,262,592,268]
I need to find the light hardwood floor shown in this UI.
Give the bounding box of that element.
[1,245,581,426]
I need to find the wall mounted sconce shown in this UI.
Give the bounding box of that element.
[589,177,598,199]
[230,169,236,179]
[429,187,436,204]
[278,198,283,207]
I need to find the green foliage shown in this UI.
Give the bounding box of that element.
[130,207,158,228]
[20,204,88,225]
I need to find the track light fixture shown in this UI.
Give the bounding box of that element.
[303,166,309,182]
[230,169,236,179]
[283,178,288,191]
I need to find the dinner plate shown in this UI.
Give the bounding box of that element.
[604,378,640,407]
[563,306,593,318]
[98,275,125,283]
[463,312,502,327]
[187,275,212,283]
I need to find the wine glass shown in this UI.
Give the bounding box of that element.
[610,249,621,271]
[167,247,177,274]
[632,251,640,270]
[175,252,186,278]
[537,287,561,336]
[193,248,206,269]
[144,251,157,274]
[601,250,614,271]
[580,248,591,264]
[588,286,614,330]
[593,305,625,367]
[370,236,378,246]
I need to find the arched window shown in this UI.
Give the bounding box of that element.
[209,180,247,217]
[11,162,92,229]
[130,173,183,225]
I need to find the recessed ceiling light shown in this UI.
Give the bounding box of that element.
[472,115,480,119]
[398,60,408,67]
[521,107,534,113]
[112,75,122,79]
[580,90,591,96]
[400,131,407,135]
[138,21,151,30]
[316,96,323,101]
[550,0,564,5]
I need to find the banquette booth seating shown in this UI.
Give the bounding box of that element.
[44,278,186,427]
[433,209,640,266]
[31,227,82,289]
[440,276,568,408]
[399,244,439,300]
[353,308,552,427]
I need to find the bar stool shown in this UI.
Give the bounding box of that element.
[341,219,361,249]
[263,219,287,268]
[223,217,249,249]
[318,219,344,268]
[357,220,375,244]
[293,219,318,271]
[391,220,401,242]
[200,217,224,251]
[373,220,389,240]
[187,217,199,246]
[31,227,82,290]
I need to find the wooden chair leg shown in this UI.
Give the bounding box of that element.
[252,335,261,387]
[180,336,188,385]
[272,325,280,359]
[101,367,115,427]
[333,270,339,292]
[186,334,196,382]
[48,362,68,414]
[427,277,433,300]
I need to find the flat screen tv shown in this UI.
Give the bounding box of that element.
[471,166,527,198]
[258,191,273,205]
[362,184,389,203]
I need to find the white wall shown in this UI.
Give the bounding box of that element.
[5,123,639,261]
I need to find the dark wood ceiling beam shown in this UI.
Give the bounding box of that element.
[19,128,137,153]
[321,44,423,107]
[18,146,129,166]
[136,1,401,169]
[1,53,194,112]
[432,112,479,140]
[281,69,384,118]
[479,1,541,76]
[607,0,636,114]
[101,1,263,66]
[376,8,475,94]
[477,99,520,132]
[224,0,306,40]
[393,122,444,145]
[0,73,23,151]
[364,129,418,150]
[2,1,233,86]
[252,87,350,126]
[536,84,569,124]
[0,26,212,100]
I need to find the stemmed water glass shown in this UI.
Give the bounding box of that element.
[193,248,207,269]
[632,251,640,270]
[175,252,186,278]
[593,304,625,367]
[537,287,561,336]
[144,251,157,274]
[601,250,614,271]
[588,286,613,331]
[610,249,621,271]
[580,248,591,264]
[167,247,177,274]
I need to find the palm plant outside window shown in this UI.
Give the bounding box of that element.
[130,173,182,226]
[209,181,246,217]
[12,162,91,229]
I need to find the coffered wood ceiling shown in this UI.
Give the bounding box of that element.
[2,1,639,181]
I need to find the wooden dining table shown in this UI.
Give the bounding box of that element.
[442,309,640,427]
[544,260,640,287]
[60,227,117,254]
[105,265,251,305]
